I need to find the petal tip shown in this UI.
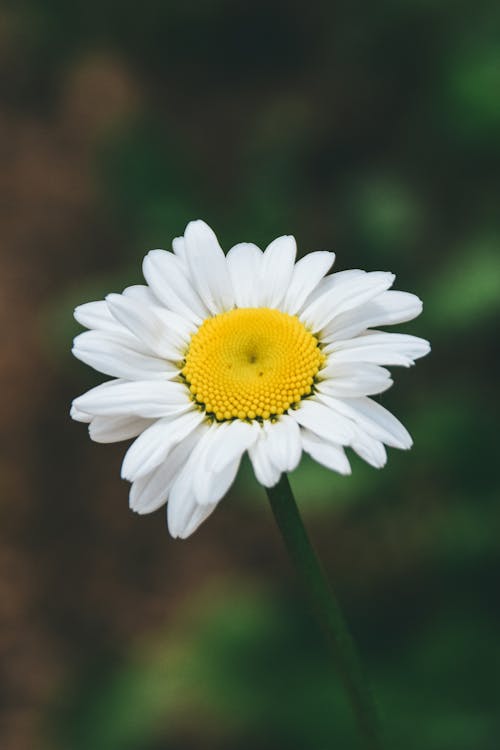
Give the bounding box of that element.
[185,218,213,237]
[104,292,120,308]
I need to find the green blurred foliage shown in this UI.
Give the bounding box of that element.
[55,583,500,750]
[4,0,499,748]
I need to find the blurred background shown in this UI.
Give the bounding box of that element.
[1,1,499,748]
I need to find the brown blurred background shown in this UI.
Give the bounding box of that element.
[1,2,499,749]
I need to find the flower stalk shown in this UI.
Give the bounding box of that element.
[266,474,384,750]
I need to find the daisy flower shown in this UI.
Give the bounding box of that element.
[71,220,430,538]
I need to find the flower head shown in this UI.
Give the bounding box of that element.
[71,220,430,538]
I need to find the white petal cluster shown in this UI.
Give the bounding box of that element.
[72,220,429,538]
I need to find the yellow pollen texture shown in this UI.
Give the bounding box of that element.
[182,307,324,421]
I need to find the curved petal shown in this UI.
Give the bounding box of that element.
[143,249,208,323]
[202,419,259,473]
[72,330,179,380]
[317,363,393,397]
[172,499,219,539]
[121,409,205,481]
[226,242,262,308]
[259,235,297,308]
[70,404,92,423]
[262,416,302,473]
[282,251,335,314]
[322,290,423,342]
[106,293,187,361]
[351,432,387,468]
[318,395,412,450]
[300,428,351,475]
[323,331,431,367]
[290,399,355,445]
[300,271,395,332]
[73,380,191,418]
[191,421,258,505]
[89,415,154,443]
[300,269,364,308]
[130,428,202,515]
[153,306,195,346]
[248,427,282,487]
[123,284,158,306]
[183,220,234,314]
[194,453,243,506]
[167,425,220,538]
[74,300,123,334]
[172,236,187,265]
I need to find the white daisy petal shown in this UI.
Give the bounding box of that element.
[323,331,431,368]
[70,404,92,423]
[89,415,154,443]
[106,293,186,361]
[299,269,365,308]
[121,409,205,481]
[73,380,191,419]
[172,236,187,265]
[327,349,413,367]
[122,284,158,306]
[202,419,259,473]
[168,426,220,537]
[259,235,297,308]
[74,300,123,333]
[153,306,195,346]
[318,395,412,450]
[350,397,413,450]
[168,476,218,538]
[130,428,202,514]
[300,428,351,475]
[322,290,423,342]
[183,220,234,314]
[263,416,302,473]
[317,363,393,397]
[249,428,282,487]
[282,251,336,314]
[194,453,242,506]
[350,433,387,469]
[176,501,219,539]
[300,271,395,332]
[190,421,258,505]
[71,378,127,420]
[226,242,263,308]
[72,330,178,381]
[143,249,208,323]
[291,399,355,445]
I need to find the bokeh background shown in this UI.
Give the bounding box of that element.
[1,2,499,748]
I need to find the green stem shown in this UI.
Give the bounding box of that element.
[266,474,384,750]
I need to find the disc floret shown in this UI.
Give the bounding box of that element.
[182,307,324,422]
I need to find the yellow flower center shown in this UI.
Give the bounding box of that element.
[182,307,324,421]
